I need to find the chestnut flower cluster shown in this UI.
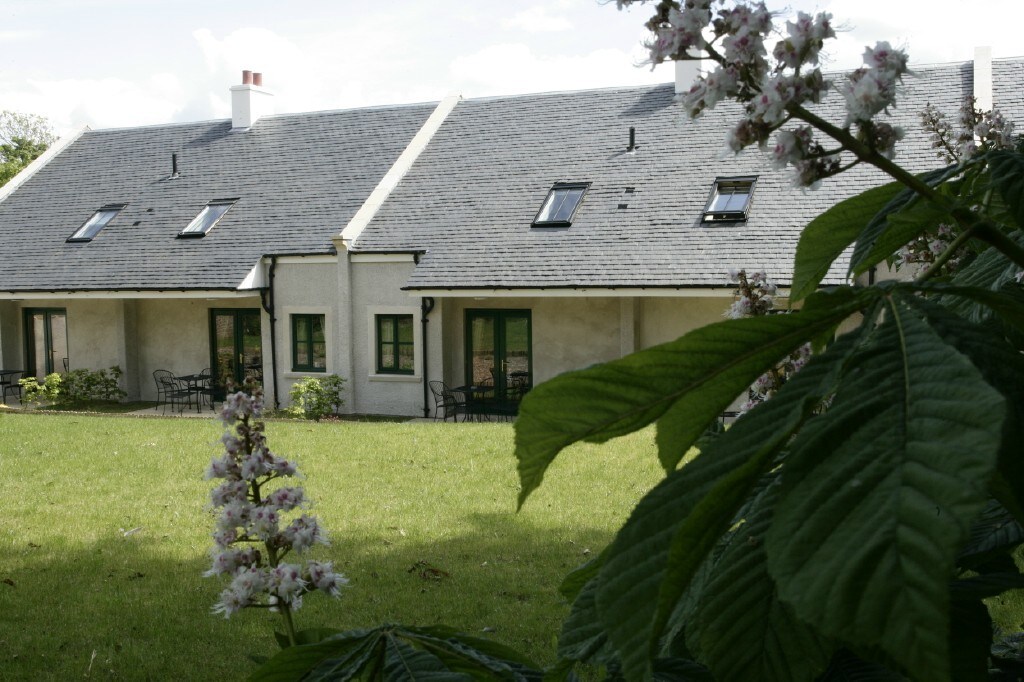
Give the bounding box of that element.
[725,269,810,413]
[893,223,966,276]
[724,267,776,319]
[922,95,1016,163]
[619,0,912,186]
[205,389,346,620]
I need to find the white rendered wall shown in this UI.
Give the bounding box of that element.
[443,296,622,388]
[135,297,264,401]
[5,299,141,397]
[349,260,425,416]
[271,261,340,409]
[639,297,731,348]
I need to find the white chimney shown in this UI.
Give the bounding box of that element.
[973,46,993,112]
[230,70,274,129]
[674,57,703,95]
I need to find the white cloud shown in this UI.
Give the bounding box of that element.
[188,24,445,117]
[501,6,573,33]
[785,0,1024,68]
[1,73,187,135]
[8,0,1018,136]
[449,42,670,98]
[0,29,41,43]
[193,27,306,80]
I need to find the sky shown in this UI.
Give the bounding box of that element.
[2,0,1022,137]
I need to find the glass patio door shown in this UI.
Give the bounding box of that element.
[25,308,68,379]
[465,310,532,402]
[210,309,263,394]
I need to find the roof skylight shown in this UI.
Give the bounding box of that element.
[67,204,126,242]
[178,199,236,238]
[703,177,756,222]
[533,183,589,227]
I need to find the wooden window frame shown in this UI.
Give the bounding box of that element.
[375,314,415,375]
[290,313,327,373]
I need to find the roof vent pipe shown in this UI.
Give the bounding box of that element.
[170,152,179,179]
[627,127,637,152]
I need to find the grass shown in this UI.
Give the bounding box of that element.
[0,411,664,680]
[4,411,1021,680]
[19,400,159,414]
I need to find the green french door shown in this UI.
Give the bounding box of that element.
[465,309,532,402]
[25,308,68,379]
[210,309,263,394]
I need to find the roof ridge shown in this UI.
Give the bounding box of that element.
[84,99,441,134]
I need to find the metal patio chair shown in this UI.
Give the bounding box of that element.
[429,380,467,422]
[154,370,191,414]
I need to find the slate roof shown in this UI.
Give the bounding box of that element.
[0,103,435,291]
[354,58,1024,290]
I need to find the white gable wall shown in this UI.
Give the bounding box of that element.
[271,260,341,410]
[135,297,266,402]
[639,297,732,347]
[5,299,139,396]
[349,259,427,416]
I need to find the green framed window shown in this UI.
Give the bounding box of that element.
[376,314,414,374]
[24,308,69,379]
[291,314,327,372]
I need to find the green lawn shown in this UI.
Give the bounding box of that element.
[0,412,663,680]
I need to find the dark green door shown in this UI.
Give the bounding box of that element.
[25,308,68,379]
[465,309,532,402]
[210,309,263,394]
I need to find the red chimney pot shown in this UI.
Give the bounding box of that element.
[253,72,263,87]
[242,70,253,85]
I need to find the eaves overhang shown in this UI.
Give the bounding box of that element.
[400,285,795,299]
[0,288,259,300]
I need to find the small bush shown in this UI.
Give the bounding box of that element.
[18,366,125,407]
[61,366,126,403]
[287,375,345,421]
[19,373,62,405]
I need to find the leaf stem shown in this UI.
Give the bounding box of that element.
[789,104,952,210]
[279,602,298,647]
[914,225,978,282]
[789,104,1024,280]
[973,222,1024,270]
[265,542,298,647]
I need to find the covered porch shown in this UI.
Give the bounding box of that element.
[0,290,274,407]
[413,291,738,421]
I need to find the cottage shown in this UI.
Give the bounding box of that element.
[1,53,1020,416]
[0,72,439,407]
[340,51,1024,417]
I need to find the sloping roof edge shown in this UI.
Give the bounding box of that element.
[339,92,462,248]
[401,286,776,299]
[0,288,254,299]
[0,124,90,204]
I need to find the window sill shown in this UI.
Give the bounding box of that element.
[701,214,748,224]
[284,370,330,379]
[368,373,420,383]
